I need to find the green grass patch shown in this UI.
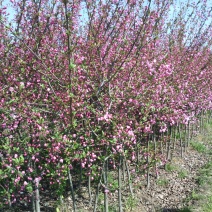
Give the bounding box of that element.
[125,196,138,211]
[196,161,212,186]
[190,141,207,153]
[178,169,188,179]
[165,163,176,172]
[178,207,192,212]
[191,190,203,201]
[156,178,169,187]
[189,159,212,211]
[203,195,212,212]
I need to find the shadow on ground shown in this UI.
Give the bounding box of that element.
[161,207,191,212]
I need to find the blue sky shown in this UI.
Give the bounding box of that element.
[2,0,15,19]
[1,0,211,34]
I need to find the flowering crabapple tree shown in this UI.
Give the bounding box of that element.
[0,0,211,211]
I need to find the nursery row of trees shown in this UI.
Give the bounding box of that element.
[0,0,212,211]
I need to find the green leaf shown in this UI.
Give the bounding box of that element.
[69,92,74,98]
[26,184,33,193]
[12,158,19,164]
[19,155,24,163]
[69,63,76,69]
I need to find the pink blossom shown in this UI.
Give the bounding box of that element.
[81,163,85,168]
[104,189,109,193]
[9,87,14,92]
[14,177,20,184]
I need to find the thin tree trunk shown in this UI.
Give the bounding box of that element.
[191,121,194,139]
[167,126,172,160]
[178,124,183,158]
[187,121,191,148]
[88,174,92,205]
[122,157,126,181]
[103,158,108,212]
[173,125,177,150]
[118,155,123,212]
[136,135,140,172]
[35,180,40,212]
[32,193,36,212]
[125,158,134,196]
[184,124,187,153]
[147,135,150,189]
[93,176,102,212]
[160,132,164,155]
[78,161,82,190]
[153,133,159,179]
[68,169,76,212]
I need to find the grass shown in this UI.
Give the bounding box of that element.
[178,169,188,179]
[169,118,212,212]
[107,172,119,191]
[190,141,207,153]
[125,196,138,211]
[202,195,212,212]
[196,161,212,186]
[191,190,203,201]
[156,178,169,187]
[178,207,192,212]
[187,119,212,212]
[165,163,176,172]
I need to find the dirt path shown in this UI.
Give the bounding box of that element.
[130,128,212,212]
